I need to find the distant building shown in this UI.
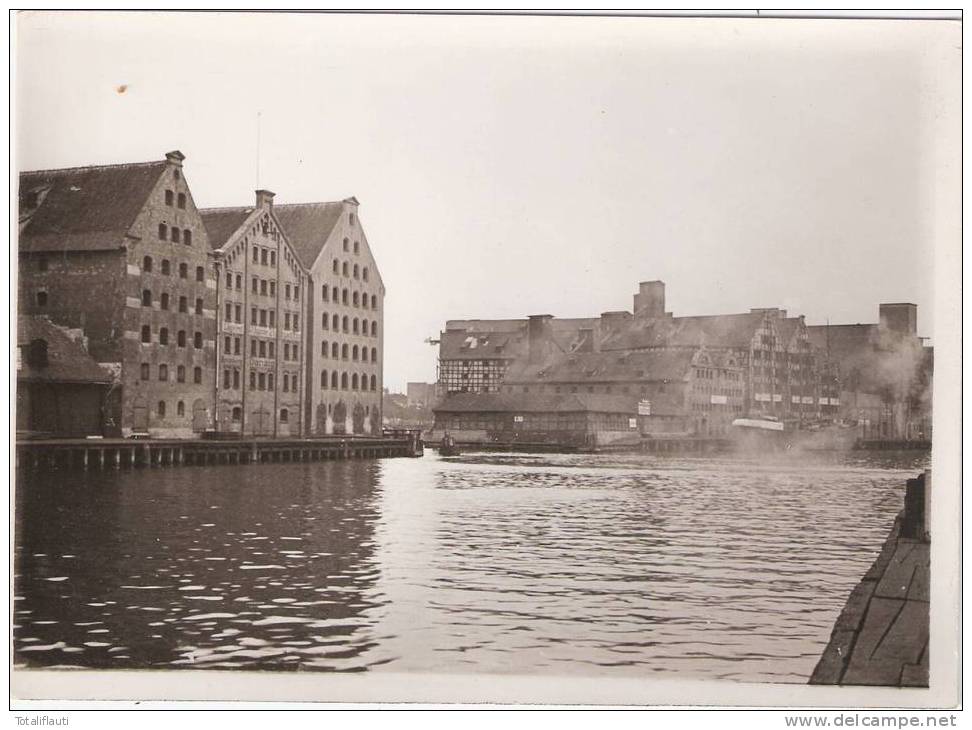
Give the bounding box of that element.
[200,191,310,436]
[18,151,217,437]
[808,303,932,440]
[406,382,437,408]
[16,316,114,437]
[434,280,835,441]
[274,199,385,435]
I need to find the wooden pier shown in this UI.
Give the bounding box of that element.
[15,433,424,472]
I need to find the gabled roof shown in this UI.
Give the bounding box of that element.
[16,316,113,384]
[433,392,637,414]
[199,207,255,250]
[19,161,167,253]
[272,202,345,269]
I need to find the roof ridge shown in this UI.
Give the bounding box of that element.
[20,159,165,176]
[198,205,255,213]
[273,200,346,208]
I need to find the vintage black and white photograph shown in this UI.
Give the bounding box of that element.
[10,10,961,710]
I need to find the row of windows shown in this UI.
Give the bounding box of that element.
[321,313,378,336]
[141,326,204,348]
[143,260,205,281]
[252,277,276,297]
[140,363,203,384]
[222,270,301,301]
[319,341,378,363]
[341,237,361,255]
[331,258,370,282]
[225,406,290,423]
[221,302,299,332]
[143,290,204,313]
[164,189,187,209]
[220,368,300,395]
[319,370,378,392]
[252,245,277,267]
[321,285,378,310]
[157,224,193,245]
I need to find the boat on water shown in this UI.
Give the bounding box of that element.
[730,416,859,452]
[439,433,461,457]
[729,416,786,451]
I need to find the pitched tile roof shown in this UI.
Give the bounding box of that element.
[199,207,255,250]
[272,202,345,269]
[19,161,167,253]
[504,349,697,384]
[433,392,638,414]
[16,316,113,384]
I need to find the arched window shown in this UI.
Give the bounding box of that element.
[351,373,359,390]
[332,314,339,330]
[341,343,348,360]
[342,261,348,277]
[331,342,338,358]
[193,331,203,348]
[352,345,359,361]
[353,292,359,307]
[353,318,359,335]
[177,400,185,416]
[371,294,377,309]
[159,327,169,345]
[177,193,186,209]
[332,286,338,301]
[193,366,202,384]
[184,229,192,246]
[322,312,329,329]
[371,347,377,363]
[322,284,328,301]
[353,264,359,279]
[141,325,151,343]
[280,408,289,423]
[171,227,181,244]
[165,190,173,206]
[371,321,377,336]
[363,267,369,282]
[179,296,188,313]
[321,370,328,388]
[331,371,338,389]
[354,240,360,255]
[232,407,242,422]
[177,330,186,347]
[143,255,153,272]
[179,263,188,279]
[342,289,348,305]
[332,258,339,273]
[142,289,152,307]
[158,223,167,240]
[370,374,377,391]
[321,341,328,357]
[343,237,349,252]
[362,318,368,335]
[268,373,274,391]
[177,365,185,383]
[342,316,348,332]
[161,259,170,276]
[158,400,166,417]
[195,266,204,282]
[341,373,348,390]
[160,293,169,311]
[195,298,203,315]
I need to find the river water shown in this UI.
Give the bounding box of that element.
[13,449,928,683]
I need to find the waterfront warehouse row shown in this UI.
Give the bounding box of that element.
[18,151,384,439]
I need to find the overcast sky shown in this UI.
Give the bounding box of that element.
[15,12,959,391]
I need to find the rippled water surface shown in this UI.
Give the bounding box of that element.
[13,450,928,682]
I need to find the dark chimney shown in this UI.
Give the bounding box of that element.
[879,303,917,337]
[633,281,665,318]
[255,189,275,210]
[527,315,554,364]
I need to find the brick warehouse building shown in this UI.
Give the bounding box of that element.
[274,198,385,435]
[18,151,217,437]
[200,191,309,437]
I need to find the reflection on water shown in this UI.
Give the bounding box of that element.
[14,449,928,682]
